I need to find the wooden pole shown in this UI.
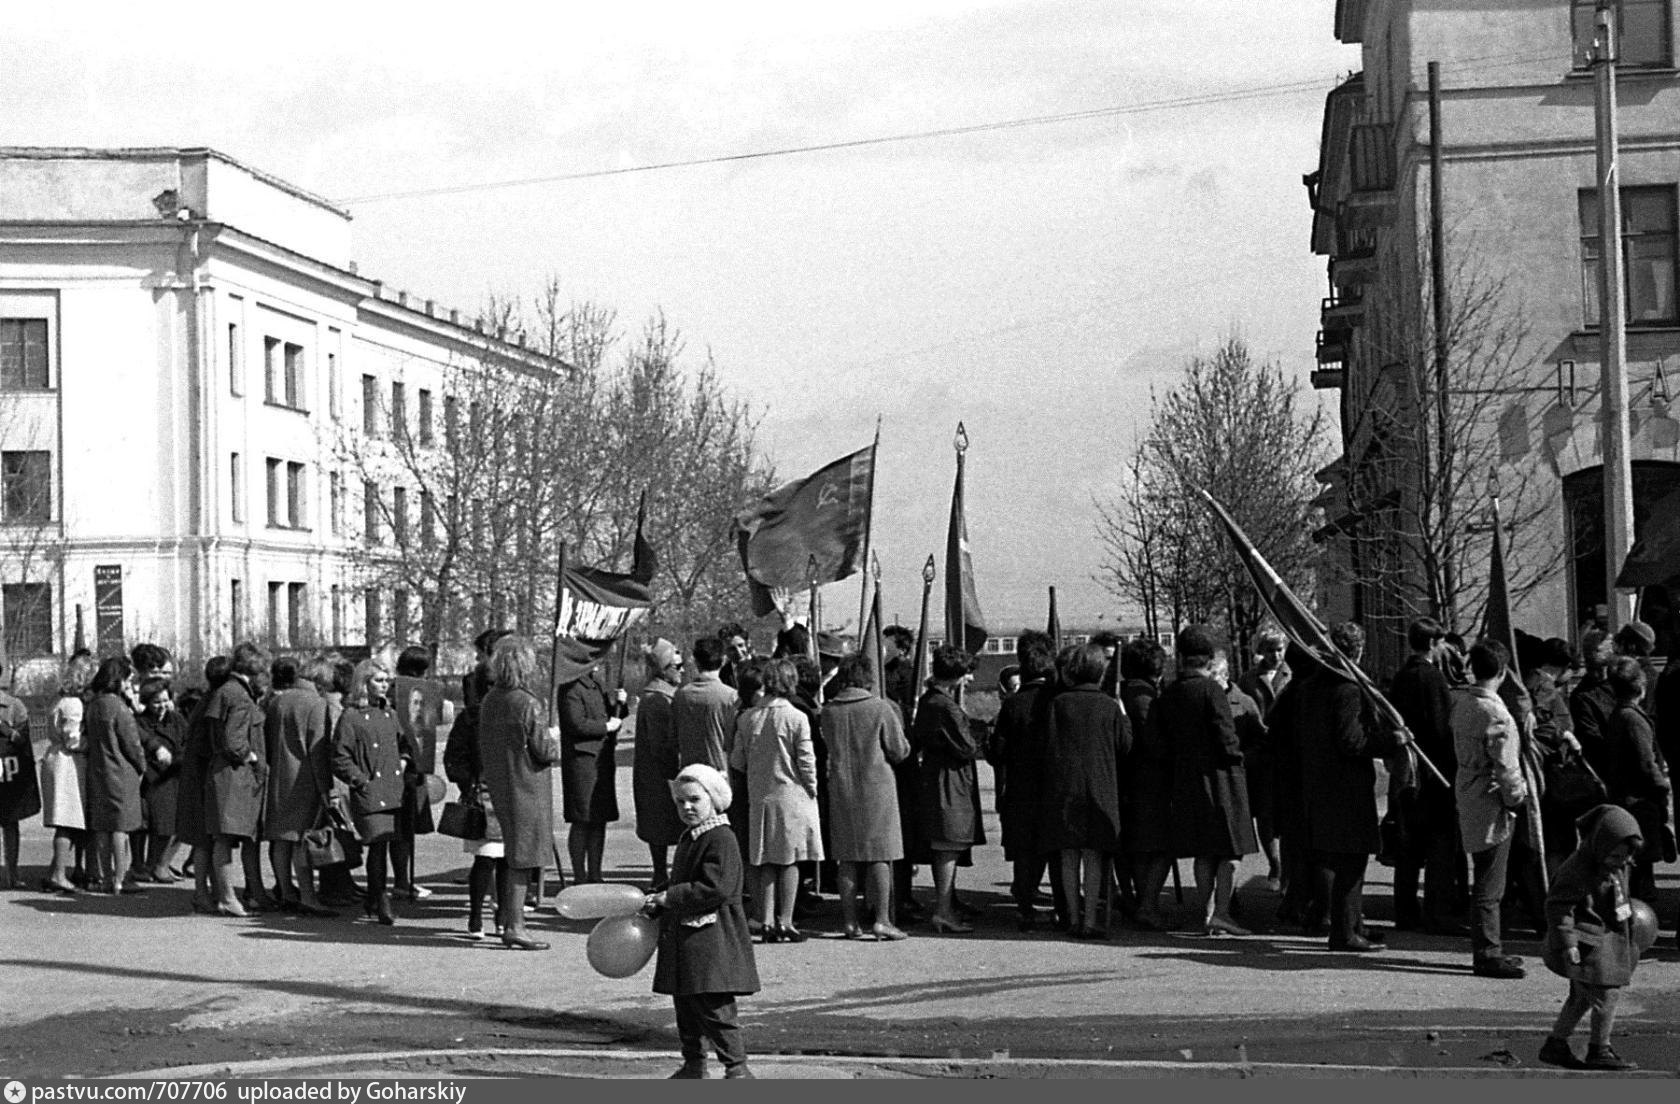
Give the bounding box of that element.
[856,415,881,641]
[547,543,567,728]
[911,555,935,725]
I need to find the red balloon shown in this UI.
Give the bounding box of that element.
[1631,898,1659,955]
[587,913,659,978]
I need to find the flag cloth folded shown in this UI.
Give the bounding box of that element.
[554,500,657,685]
[1047,586,1062,652]
[1616,488,1680,588]
[734,445,874,617]
[945,445,988,655]
[864,582,887,700]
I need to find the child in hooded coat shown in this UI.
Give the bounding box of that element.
[1538,803,1646,1071]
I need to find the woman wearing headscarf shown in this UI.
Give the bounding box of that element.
[331,656,416,926]
[477,635,555,950]
[39,654,96,895]
[84,657,146,895]
[634,639,686,890]
[912,646,984,934]
[264,654,333,916]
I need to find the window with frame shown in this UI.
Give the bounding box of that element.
[1,318,50,390]
[327,336,341,421]
[1580,185,1679,326]
[391,381,407,441]
[230,452,244,523]
[331,584,343,643]
[365,588,382,644]
[393,486,408,544]
[228,321,243,396]
[329,472,343,536]
[363,480,380,544]
[421,490,436,547]
[362,375,380,436]
[264,339,306,410]
[230,578,244,639]
[288,582,307,646]
[444,396,459,451]
[268,581,284,646]
[394,588,410,644]
[287,462,306,528]
[3,582,52,656]
[1,451,51,522]
[418,389,434,446]
[1573,0,1672,68]
[266,458,281,526]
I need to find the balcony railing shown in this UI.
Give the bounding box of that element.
[1317,329,1347,365]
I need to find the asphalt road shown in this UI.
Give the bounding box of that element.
[2,728,1677,1079]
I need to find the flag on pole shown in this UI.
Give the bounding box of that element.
[945,427,987,655]
[734,445,874,617]
[1194,484,1444,787]
[864,580,887,700]
[553,497,657,685]
[1046,586,1062,652]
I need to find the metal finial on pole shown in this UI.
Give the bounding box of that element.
[953,422,969,454]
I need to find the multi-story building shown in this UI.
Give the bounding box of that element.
[1306,0,1680,672]
[0,147,567,679]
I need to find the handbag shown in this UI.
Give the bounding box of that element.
[437,795,487,840]
[530,727,564,768]
[302,814,346,867]
[1542,748,1606,813]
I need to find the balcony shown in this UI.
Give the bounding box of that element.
[1311,367,1347,389]
[1317,329,1347,366]
[1340,121,1396,228]
[1322,294,1365,333]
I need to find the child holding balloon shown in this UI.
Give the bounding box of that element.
[1538,803,1651,1072]
[643,763,760,1079]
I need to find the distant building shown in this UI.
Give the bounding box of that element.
[1305,1,1680,672]
[0,147,568,672]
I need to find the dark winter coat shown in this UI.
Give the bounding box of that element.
[0,692,40,824]
[1544,804,1644,987]
[1604,703,1672,863]
[1569,673,1617,781]
[558,671,620,824]
[1037,684,1129,853]
[989,680,1049,860]
[1156,672,1256,859]
[203,676,268,840]
[1121,677,1171,854]
[264,687,331,841]
[137,709,187,834]
[174,690,217,846]
[821,687,912,863]
[913,687,984,851]
[652,822,761,997]
[331,699,413,839]
[633,677,684,847]
[478,686,555,869]
[85,693,146,833]
[1296,667,1404,855]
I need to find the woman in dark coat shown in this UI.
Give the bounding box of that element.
[205,642,272,915]
[264,655,333,916]
[1039,643,1131,938]
[822,654,913,940]
[135,677,187,884]
[645,763,760,1079]
[913,646,984,933]
[558,665,625,884]
[989,633,1058,930]
[84,657,146,895]
[478,635,555,950]
[634,639,686,888]
[1119,638,1173,929]
[331,656,414,926]
[1600,658,1671,903]
[178,656,230,913]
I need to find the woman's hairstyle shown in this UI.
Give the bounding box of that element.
[832,653,875,693]
[1255,627,1289,653]
[1329,621,1366,656]
[793,655,822,698]
[396,644,432,677]
[59,653,99,698]
[138,677,171,706]
[348,657,392,706]
[1060,642,1109,686]
[1407,617,1446,653]
[773,624,811,660]
[489,635,538,691]
[1175,624,1217,660]
[203,655,232,689]
[758,658,798,700]
[1208,653,1231,683]
[130,642,172,675]
[303,654,338,696]
[90,656,135,696]
[672,763,732,813]
[884,625,916,651]
[473,628,511,656]
[228,641,270,680]
[1120,638,1166,682]
[930,645,973,682]
[271,654,300,691]
[1606,655,1646,701]
[735,657,767,704]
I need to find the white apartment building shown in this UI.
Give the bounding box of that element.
[0,147,567,675]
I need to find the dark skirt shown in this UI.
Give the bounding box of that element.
[561,738,619,824]
[354,809,398,845]
[143,776,178,836]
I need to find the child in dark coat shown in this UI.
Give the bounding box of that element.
[644,763,761,1079]
[1538,803,1645,1071]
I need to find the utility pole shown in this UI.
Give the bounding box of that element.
[1428,61,1455,629]
[1592,0,1636,631]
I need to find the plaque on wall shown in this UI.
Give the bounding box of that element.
[94,564,124,658]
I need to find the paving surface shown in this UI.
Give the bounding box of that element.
[2,729,1677,1079]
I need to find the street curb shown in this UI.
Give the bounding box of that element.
[111,1046,1675,1080]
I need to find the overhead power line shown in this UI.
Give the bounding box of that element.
[338,76,1335,205]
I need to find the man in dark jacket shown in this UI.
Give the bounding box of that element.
[1296,622,1411,951]
[987,631,1062,930]
[1569,629,1617,779]
[1388,617,1465,934]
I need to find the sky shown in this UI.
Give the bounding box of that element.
[3,1,1358,634]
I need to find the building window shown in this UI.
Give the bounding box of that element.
[327,346,341,421]
[392,486,408,545]
[1,451,51,523]
[329,472,343,536]
[363,480,380,544]
[264,339,306,410]
[418,389,434,446]
[230,578,244,639]
[362,374,379,435]
[1,318,50,390]
[1581,186,1679,326]
[1573,0,1671,68]
[3,582,52,656]
[331,584,343,643]
[364,588,382,645]
[287,462,306,528]
[394,588,410,644]
[288,582,307,645]
[444,395,459,451]
[230,452,243,523]
[266,458,281,527]
[421,490,436,547]
[268,581,284,646]
[391,381,406,441]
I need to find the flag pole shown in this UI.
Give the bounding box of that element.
[856,414,881,641]
[870,551,886,699]
[912,555,935,724]
[547,543,568,728]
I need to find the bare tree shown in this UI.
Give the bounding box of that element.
[0,400,64,662]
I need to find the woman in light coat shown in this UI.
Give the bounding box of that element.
[730,658,821,942]
[39,654,96,894]
[477,635,556,950]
